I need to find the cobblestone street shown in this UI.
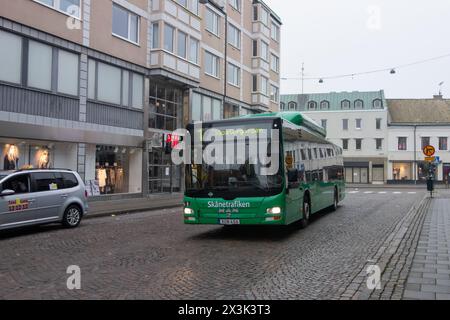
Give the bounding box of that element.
[0,189,428,299]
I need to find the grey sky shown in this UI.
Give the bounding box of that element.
[264,0,450,98]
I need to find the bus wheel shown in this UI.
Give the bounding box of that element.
[332,188,339,211]
[300,199,311,229]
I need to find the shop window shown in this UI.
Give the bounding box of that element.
[393,163,412,181]
[0,30,22,84]
[95,146,129,195]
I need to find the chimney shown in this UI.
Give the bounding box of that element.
[433,94,443,100]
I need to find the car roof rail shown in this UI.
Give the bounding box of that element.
[15,168,74,172]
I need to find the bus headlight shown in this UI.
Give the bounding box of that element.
[184,208,194,215]
[267,207,282,215]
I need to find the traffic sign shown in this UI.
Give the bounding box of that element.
[423,145,436,157]
[425,156,436,162]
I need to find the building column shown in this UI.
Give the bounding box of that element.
[77,143,86,181]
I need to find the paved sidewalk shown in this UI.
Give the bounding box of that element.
[87,194,183,218]
[403,191,450,300]
[347,183,448,189]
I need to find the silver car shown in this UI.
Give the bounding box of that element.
[0,169,88,231]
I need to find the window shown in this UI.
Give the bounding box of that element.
[260,8,269,25]
[62,172,79,189]
[164,24,175,52]
[320,101,330,110]
[191,0,199,15]
[152,23,160,49]
[271,54,279,73]
[189,38,199,64]
[36,0,81,18]
[373,99,383,109]
[270,85,279,102]
[97,62,121,105]
[252,40,258,57]
[57,50,79,96]
[261,41,269,61]
[122,70,129,106]
[261,76,268,95]
[376,118,382,130]
[230,0,240,12]
[252,75,257,92]
[33,172,63,192]
[177,0,187,8]
[280,102,286,110]
[439,137,448,151]
[398,137,407,151]
[343,119,349,130]
[112,4,139,44]
[342,139,349,150]
[421,137,430,150]
[354,99,364,109]
[205,8,220,36]
[376,138,383,150]
[308,101,317,110]
[341,100,350,109]
[228,23,241,49]
[28,40,52,91]
[288,101,297,110]
[131,73,144,109]
[228,63,240,86]
[271,23,280,42]
[355,139,362,150]
[0,30,22,84]
[253,5,258,21]
[321,119,327,130]
[1,174,30,194]
[356,119,362,130]
[205,51,219,78]
[177,31,187,58]
[191,92,222,121]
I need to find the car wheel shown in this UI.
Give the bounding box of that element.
[62,205,82,228]
[300,199,311,229]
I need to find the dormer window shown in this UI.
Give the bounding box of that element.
[354,99,364,109]
[341,100,351,109]
[308,101,317,110]
[320,101,330,110]
[288,101,297,110]
[373,99,383,109]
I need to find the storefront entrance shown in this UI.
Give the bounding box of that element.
[148,146,181,193]
[344,164,369,184]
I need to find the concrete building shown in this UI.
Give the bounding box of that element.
[0,0,281,198]
[387,96,450,184]
[281,91,388,184]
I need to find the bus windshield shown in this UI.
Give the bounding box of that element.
[185,120,283,199]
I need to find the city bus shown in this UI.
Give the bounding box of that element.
[183,112,345,228]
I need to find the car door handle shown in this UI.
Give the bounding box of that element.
[61,194,69,198]
[28,199,36,203]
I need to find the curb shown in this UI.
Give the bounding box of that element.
[85,204,183,220]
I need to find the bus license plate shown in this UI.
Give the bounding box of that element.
[219,219,240,225]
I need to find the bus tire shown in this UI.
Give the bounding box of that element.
[300,198,311,229]
[331,187,339,211]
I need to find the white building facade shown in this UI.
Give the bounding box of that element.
[387,97,450,184]
[281,91,389,184]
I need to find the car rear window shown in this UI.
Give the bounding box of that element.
[62,173,79,189]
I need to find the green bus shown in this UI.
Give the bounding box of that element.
[183,112,345,228]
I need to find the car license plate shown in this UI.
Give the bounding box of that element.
[219,219,240,225]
